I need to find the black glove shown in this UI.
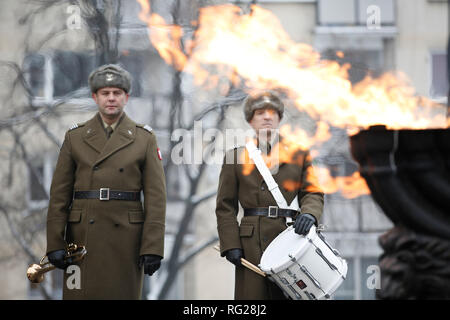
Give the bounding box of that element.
[47,249,72,269]
[294,213,317,235]
[139,254,162,276]
[225,248,244,267]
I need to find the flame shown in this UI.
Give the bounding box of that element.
[303,167,370,199]
[240,144,255,176]
[237,129,370,199]
[137,0,187,70]
[336,51,345,59]
[137,2,447,131]
[275,124,370,198]
[283,180,303,192]
[137,1,448,198]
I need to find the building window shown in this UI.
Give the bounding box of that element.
[28,154,54,210]
[23,51,92,101]
[317,0,395,26]
[52,51,95,97]
[23,53,46,97]
[430,51,449,100]
[321,49,383,84]
[23,50,145,101]
[332,256,379,300]
[118,50,145,97]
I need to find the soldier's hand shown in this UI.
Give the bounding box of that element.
[47,249,72,269]
[225,248,244,267]
[139,254,162,276]
[294,213,316,235]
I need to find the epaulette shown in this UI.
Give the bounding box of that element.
[137,124,153,134]
[69,122,85,131]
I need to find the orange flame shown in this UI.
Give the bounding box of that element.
[283,180,303,192]
[137,2,447,132]
[304,167,370,199]
[137,1,448,198]
[137,0,187,70]
[240,144,255,176]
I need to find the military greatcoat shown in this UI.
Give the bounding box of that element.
[215,144,324,300]
[46,113,166,299]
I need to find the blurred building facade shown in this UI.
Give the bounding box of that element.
[0,0,447,300]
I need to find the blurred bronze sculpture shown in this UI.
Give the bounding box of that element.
[350,126,450,299]
[377,226,450,299]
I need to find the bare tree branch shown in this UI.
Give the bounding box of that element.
[0,204,52,299]
[177,235,219,270]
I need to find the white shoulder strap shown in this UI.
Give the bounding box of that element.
[245,140,299,212]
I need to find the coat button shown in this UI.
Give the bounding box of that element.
[114,223,119,227]
[261,186,265,191]
[119,168,124,172]
[89,219,95,224]
[93,166,99,171]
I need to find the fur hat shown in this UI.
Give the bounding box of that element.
[88,64,131,93]
[244,91,284,122]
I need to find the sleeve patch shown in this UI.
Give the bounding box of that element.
[157,148,162,160]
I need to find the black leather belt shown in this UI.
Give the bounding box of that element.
[244,207,298,218]
[74,188,141,201]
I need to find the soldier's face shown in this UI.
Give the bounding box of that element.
[92,87,129,120]
[249,108,280,137]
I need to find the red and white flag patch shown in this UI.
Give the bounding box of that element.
[157,148,162,160]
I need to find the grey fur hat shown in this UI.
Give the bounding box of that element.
[88,64,132,93]
[244,91,284,122]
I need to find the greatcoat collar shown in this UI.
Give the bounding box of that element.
[82,112,136,165]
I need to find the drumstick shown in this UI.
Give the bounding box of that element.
[213,245,266,277]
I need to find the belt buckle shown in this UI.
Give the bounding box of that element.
[99,188,110,201]
[268,206,278,218]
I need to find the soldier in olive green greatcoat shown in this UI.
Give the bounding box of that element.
[46,64,166,299]
[215,91,324,300]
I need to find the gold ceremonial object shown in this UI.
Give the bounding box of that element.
[27,243,87,284]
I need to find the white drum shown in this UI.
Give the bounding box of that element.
[259,225,347,300]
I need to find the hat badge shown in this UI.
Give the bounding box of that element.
[106,73,115,82]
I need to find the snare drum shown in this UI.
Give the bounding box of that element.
[259,225,347,300]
